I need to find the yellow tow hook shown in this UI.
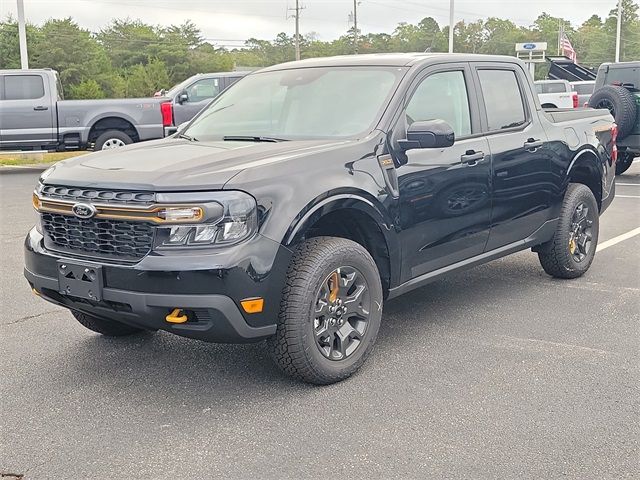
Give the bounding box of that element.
[166,308,188,324]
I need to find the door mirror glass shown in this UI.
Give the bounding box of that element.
[177,92,188,104]
[399,119,455,151]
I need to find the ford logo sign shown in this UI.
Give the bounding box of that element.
[72,203,97,219]
[523,43,536,50]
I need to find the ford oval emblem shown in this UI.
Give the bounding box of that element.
[523,43,536,50]
[72,203,97,219]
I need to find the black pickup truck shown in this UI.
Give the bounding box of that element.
[25,54,616,384]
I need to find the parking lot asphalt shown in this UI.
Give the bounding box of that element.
[1,166,639,479]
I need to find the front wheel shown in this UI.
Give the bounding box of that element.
[537,183,599,279]
[267,237,383,385]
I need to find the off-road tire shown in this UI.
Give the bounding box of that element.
[537,183,599,279]
[94,130,133,151]
[588,86,638,139]
[72,310,145,337]
[267,237,383,385]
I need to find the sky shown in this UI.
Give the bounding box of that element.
[0,0,622,47]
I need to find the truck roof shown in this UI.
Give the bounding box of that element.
[259,53,524,72]
[0,68,56,75]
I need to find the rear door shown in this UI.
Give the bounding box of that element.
[173,76,222,125]
[0,73,56,148]
[471,63,553,251]
[392,63,492,280]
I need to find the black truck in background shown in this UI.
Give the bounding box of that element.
[25,54,616,384]
[588,61,640,175]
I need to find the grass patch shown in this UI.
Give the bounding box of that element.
[0,151,87,166]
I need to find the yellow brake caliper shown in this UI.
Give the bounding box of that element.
[328,271,340,303]
[569,236,577,255]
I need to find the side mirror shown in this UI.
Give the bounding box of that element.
[399,119,455,151]
[177,92,188,104]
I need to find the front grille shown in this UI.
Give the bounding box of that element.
[41,213,154,260]
[39,185,155,205]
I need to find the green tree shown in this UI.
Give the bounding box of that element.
[68,79,105,99]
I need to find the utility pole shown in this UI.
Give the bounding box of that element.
[448,0,454,53]
[17,0,29,69]
[615,0,623,62]
[557,19,562,55]
[289,0,303,61]
[353,0,359,54]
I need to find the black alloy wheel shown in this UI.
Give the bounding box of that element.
[568,202,595,263]
[313,266,371,361]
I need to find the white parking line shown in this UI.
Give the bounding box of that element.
[617,183,640,186]
[597,227,640,252]
[616,195,640,199]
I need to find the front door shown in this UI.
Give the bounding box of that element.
[390,65,492,282]
[0,73,56,148]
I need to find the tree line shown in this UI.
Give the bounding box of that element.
[0,0,638,99]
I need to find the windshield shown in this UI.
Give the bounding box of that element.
[184,66,405,141]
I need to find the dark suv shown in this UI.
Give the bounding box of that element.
[25,54,616,384]
[589,61,639,174]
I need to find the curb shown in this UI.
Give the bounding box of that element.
[0,164,50,175]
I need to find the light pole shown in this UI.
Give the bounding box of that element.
[353,0,359,54]
[17,0,29,69]
[615,0,622,62]
[294,0,301,61]
[448,0,454,53]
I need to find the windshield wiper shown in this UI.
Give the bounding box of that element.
[177,132,198,142]
[223,135,288,143]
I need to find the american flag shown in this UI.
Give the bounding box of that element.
[561,32,577,63]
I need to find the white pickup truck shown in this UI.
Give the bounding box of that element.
[534,80,578,109]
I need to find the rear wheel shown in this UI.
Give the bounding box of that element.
[94,130,133,151]
[537,184,599,279]
[267,237,383,385]
[615,151,635,175]
[72,311,146,337]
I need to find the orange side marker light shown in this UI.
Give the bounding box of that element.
[241,298,264,314]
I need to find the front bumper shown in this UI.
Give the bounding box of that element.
[24,228,292,343]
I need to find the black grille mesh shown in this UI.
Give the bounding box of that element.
[41,213,154,260]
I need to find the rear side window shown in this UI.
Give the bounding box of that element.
[478,70,527,131]
[4,75,45,100]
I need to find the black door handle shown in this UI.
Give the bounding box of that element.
[460,151,485,166]
[524,138,544,150]
[33,106,49,111]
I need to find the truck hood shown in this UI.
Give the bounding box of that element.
[40,138,351,191]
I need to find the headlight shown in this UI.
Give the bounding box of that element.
[154,191,258,248]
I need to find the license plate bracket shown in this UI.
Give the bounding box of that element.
[57,260,103,301]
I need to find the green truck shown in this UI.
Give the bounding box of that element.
[589,61,640,175]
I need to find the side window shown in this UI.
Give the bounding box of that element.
[477,69,527,131]
[406,70,472,137]
[186,78,220,103]
[4,75,45,100]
